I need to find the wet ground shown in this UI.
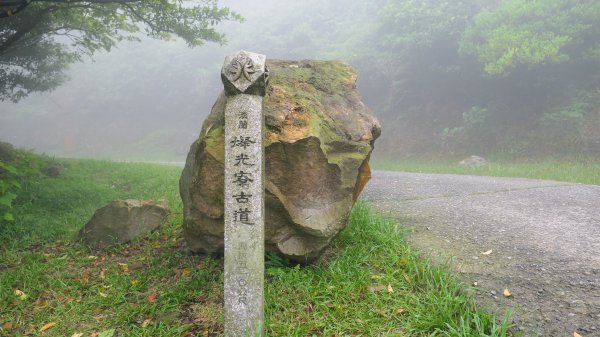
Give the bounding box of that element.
[363,171,600,337]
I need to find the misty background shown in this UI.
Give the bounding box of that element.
[1,0,599,161]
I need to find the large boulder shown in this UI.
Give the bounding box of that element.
[79,199,169,248]
[180,59,381,262]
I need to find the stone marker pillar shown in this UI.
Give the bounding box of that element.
[221,50,268,337]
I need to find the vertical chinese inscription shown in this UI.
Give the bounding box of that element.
[222,51,268,337]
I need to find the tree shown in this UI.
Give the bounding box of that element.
[460,0,600,76]
[0,0,241,102]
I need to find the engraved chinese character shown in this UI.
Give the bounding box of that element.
[234,208,254,225]
[234,153,254,166]
[233,171,253,188]
[238,120,248,129]
[238,111,248,119]
[233,191,252,203]
[230,136,256,149]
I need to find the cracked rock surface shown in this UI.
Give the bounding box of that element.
[363,171,600,336]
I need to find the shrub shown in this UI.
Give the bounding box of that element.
[0,146,43,223]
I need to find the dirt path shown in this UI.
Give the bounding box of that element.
[362,171,600,336]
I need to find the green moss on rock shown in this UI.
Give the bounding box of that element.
[180,58,380,263]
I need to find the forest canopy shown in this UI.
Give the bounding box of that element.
[0,0,241,102]
[1,0,599,159]
[460,0,600,76]
[362,0,600,157]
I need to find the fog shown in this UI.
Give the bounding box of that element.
[1,0,599,160]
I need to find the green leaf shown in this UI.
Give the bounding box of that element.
[8,180,21,189]
[3,213,14,221]
[98,329,115,337]
[0,193,17,207]
[0,163,18,174]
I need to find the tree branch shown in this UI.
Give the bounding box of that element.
[0,0,31,19]
[0,0,142,18]
[122,3,176,36]
[0,2,103,54]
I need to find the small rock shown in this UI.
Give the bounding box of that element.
[459,155,489,168]
[79,199,169,248]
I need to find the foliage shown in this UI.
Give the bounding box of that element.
[0,0,242,102]
[364,0,600,158]
[460,0,600,75]
[355,0,496,158]
[538,90,600,154]
[2,0,600,159]
[378,0,486,50]
[367,0,487,98]
[0,160,19,222]
[442,106,492,154]
[0,149,42,225]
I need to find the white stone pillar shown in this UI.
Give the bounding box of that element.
[221,50,268,337]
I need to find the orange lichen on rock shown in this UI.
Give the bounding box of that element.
[180,59,380,263]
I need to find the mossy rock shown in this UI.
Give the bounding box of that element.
[79,199,169,249]
[180,59,380,263]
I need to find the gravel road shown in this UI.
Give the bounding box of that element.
[362,171,600,336]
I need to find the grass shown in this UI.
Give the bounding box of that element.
[372,158,600,185]
[1,158,511,336]
[1,159,182,251]
[265,202,511,336]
